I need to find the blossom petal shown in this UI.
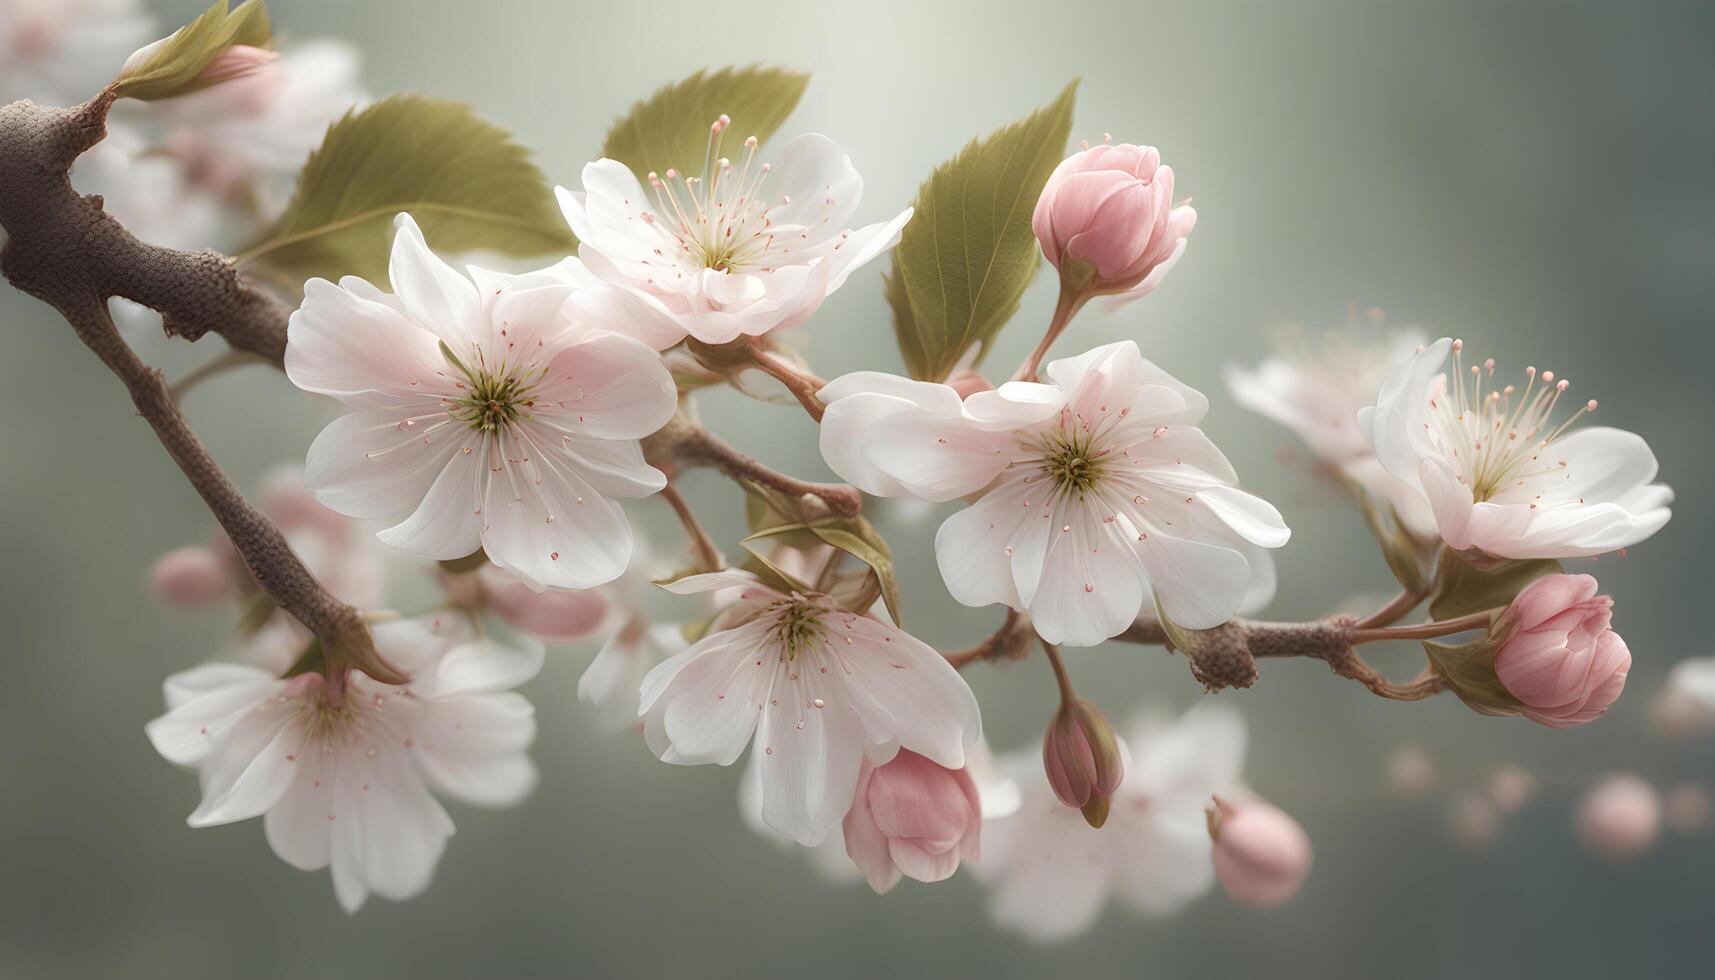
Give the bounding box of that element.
[306,408,477,523]
[413,692,539,807]
[286,278,447,409]
[388,214,481,348]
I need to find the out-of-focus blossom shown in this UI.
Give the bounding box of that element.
[287,214,676,590]
[1652,658,1715,739]
[146,616,543,912]
[1449,794,1501,848]
[558,120,911,347]
[149,545,232,607]
[843,749,982,894]
[819,341,1287,644]
[1032,139,1195,309]
[1663,782,1710,835]
[147,39,366,217]
[1207,796,1312,906]
[0,0,152,105]
[1577,773,1661,860]
[976,703,1247,943]
[1385,743,1438,798]
[640,570,980,845]
[1226,326,1434,537]
[1487,765,1537,814]
[1493,574,1629,728]
[1362,338,1671,560]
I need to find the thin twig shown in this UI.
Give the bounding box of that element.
[658,482,723,573]
[650,414,862,518]
[746,345,828,422]
[1011,281,1089,383]
[170,347,267,403]
[944,608,1033,669]
[1354,588,1427,630]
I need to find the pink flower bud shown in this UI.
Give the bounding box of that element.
[1031,141,1196,304]
[1043,698,1124,827]
[1493,574,1630,728]
[148,545,232,606]
[1577,773,1660,859]
[478,564,612,643]
[198,44,280,87]
[842,751,982,894]
[1207,796,1313,906]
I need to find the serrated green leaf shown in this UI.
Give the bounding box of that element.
[1429,554,1562,621]
[886,81,1078,381]
[741,516,902,624]
[601,66,809,178]
[113,0,271,102]
[239,95,577,288]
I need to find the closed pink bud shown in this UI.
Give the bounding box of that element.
[1043,698,1124,827]
[478,564,612,642]
[198,44,280,87]
[1207,796,1312,906]
[1494,574,1630,728]
[1577,773,1660,860]
[148,545,232,606]
[842,751,982,894]
[1031,141,1196,303]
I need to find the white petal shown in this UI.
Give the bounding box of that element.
[757,663,868,845]
[1366,338,1451,486]
[479,434,633,589]
[532,331,677,441]
[413,637,545,699]
[860,413,1012,502]
[564,282,688,351]
[833,616,982,769]
[933,478,1035,609]
[822,208,912,292]
[1140,534,1251,630]
[767,134,865,231]
[640,620,777,765]
[413,692,538,807]
[1025,502,1146,647]
[187,701,304,827]
[148,665,282,767]
[1195,486,1291,548]
[387,214,481,348]
[286,278,447,409]
[818,372,963,495]
[305,408,476,523]
[374,434,487,560]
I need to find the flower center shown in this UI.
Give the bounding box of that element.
[768,596,828,661]
[440,342,542,433]
[1431,339,1597,501]
[644,115,780,273]
[1017,407,1133,502]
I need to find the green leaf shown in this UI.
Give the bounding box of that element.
[741,516,903,624]
[240,95,577,288]
[601,66,809,178]
[886,81,1078,381]
[1422,636,1522,718]
[1429,554,1562,621]
[112,0,271,101]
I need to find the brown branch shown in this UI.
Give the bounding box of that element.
[745,345,828,422]
[644,413,862,518]
[0,94,395,686]
[0,93,292,366]
[658,482,724,573]
[1118,614,1444,702]
[944,608,1035,670]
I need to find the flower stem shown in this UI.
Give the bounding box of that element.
[658,482,723,573]
[1354,588,1428,630]
[1041,637,1078,706]
[746,345,828,422]
[1350,610,1496,645]
[651,414,862,517]
[1011,282,1090,383]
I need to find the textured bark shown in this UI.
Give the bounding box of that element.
[0,93,394,685]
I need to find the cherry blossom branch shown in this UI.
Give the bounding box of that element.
[0,94,294,366]
[1116,614,1445,701]
[1354,587,1428,630]
[644,413,862,518]
[1349,610,1495,645]
[745,345,828,422]
[944,608,1036,669]
[658,482,724,573]
[0,93,398,686]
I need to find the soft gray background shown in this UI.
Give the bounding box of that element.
[2,0,1712,977]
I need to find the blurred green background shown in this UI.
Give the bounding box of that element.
[3,0,1713,976]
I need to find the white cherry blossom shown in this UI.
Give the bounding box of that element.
[286,214,677,591]
[1225,326,1435,537]
[819,341,1289,643]
[1360,337,1672,559]
[975,703,1249,943]
[556,117,912,346]
[639,570,981,845]
[0,0,152,105]
[146,615,543,912]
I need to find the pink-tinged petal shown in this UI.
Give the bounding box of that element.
[544,429,666,499]
[413,637,545,699]
[757,661,869,845]
[933,476,1035,609]
[1364,338,1452,485]
[305,408,475,522]
[961,382,1067,430]
[860,413,1012,502]
[387,214,480,348]
[641,619,777,765]
[263,757,333,872]
[286,278,447,409]
[148,665,283,766]
[533,332,677,441]
[1025,503,1146,648]
[327,746,454,907]
[563,281,688,351]
[1195,486,1291,548]
[1113,809,1217,915]
[1418,454,1476,550]
[479,434,632,590]
[187,699,305,827]
[833,616,982,770]
[822,208,913,293]
[843,763,904,893]
[766,134,865,231]
[480,565,612,642]
[986,810,1113,943]
[412,692,538,807]
[819,373,964,496]
[1139,533,1251,630]
[373,436,486,560]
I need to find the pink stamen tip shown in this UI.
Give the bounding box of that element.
[1526,366,1537,376]
[664,168,678,179]
[745,136,758,147]
[1451,339,1464,351]
[1586,399,1598,411]
[1556,379,1569,392]
[1102,132,1112,143]
[1484,358,1496,371]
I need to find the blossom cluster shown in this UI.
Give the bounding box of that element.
[18,0,1685,941]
